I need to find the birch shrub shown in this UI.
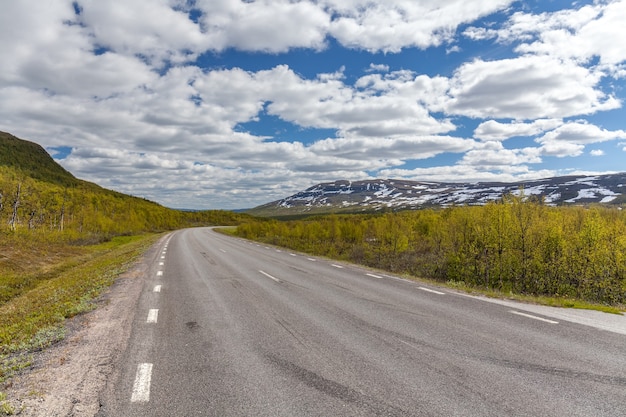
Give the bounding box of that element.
[236,197,626,305]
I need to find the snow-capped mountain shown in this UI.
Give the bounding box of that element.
[248,173,626,216]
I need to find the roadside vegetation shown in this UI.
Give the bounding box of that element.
[0,234,157,386]
[234,194,626,311]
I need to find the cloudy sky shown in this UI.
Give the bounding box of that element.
[1,0,625,209]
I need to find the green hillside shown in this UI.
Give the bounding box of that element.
[0,131,79,188]
[0,131,252,241]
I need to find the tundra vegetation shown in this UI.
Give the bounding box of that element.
[0,132,252,389]
[235,195,626,309]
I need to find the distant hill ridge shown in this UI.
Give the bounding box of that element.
[248,174,626,217]
[0,131,79,188]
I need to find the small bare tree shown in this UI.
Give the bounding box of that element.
[9,183,21,231]
[59,187,68,232]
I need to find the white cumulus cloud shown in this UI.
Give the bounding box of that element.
[473,119,563,141]
[326,0,515,52]
[444,55,620,119]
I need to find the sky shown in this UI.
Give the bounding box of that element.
[1,0,625,210]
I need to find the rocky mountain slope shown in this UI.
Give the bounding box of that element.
[248,173,626,216]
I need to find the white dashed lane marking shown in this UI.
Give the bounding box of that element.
[259,270,281,283]
[132,250,165,402]
[366,273,383,279]
[418,287,445,295]
[130,363,153,403]
[147,309,159,324]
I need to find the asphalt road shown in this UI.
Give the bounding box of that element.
[99,227,626,416]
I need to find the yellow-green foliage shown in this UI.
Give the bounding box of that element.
[235,196,626,305]
[0,165,252,242]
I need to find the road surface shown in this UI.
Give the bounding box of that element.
[98,227,626,416]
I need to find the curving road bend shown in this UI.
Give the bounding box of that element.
[98,227,626,416]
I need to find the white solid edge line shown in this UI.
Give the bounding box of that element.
[153,285,162,293]
[147,309,159,323]
[510,310,559,324]
[259,270,281,283]
[418,287,445,295]
[366,273,383,279]
[131,363,153,403]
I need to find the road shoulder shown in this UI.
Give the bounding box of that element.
[454,292,626,335]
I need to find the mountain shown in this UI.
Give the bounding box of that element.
[247,174,626,217]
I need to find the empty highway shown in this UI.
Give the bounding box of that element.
[98,227,626,416]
